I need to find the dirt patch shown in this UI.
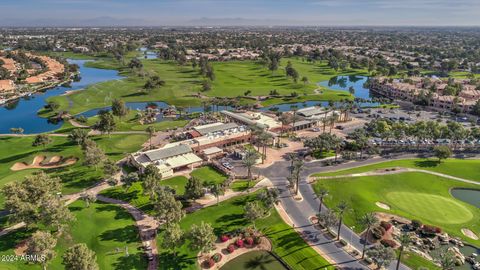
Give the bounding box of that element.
[11,155,78,171]
[14,240,28,256]
[376,202,391,210]
[461,228,479,240]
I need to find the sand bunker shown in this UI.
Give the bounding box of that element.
[11,155,78,171]
[376,202,391,210]
[461,228,479,240]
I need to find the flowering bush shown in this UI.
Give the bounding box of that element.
[245,237,254,246]
[227,244,235,253]
[211,253,222,263]
[220,235,230,242]
[380,239,397,248]
[236,238,244,248]
[205,258,215,268]
[380,221,393,231]
[371,226,386,239]
[422,225,442,236]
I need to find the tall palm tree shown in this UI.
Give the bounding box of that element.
[396,233,411,270]
[243,149,259,186]
[210,183,225,206]
[290,105,298,131]
[321,117,329,133]
[331,136,343,162]
[146,126,156,149]
[335,200,350,241]
[292,158,304,195]
[329,113,339,134]
[314,187,329,213]
[360,212,378,258]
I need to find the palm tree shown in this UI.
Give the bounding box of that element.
[256,131,273,164]
[335,200,350,241]
[360,213,378,258]
[243,149,259,186]
[314,187,329,214]
[146,126,156,149]
[290,105,298,130]
[331,136,343,162]
[328,113,339,134]
[292,158,304,195]
[279,112,293,139]
[396,233,411,270]
[321,117,329,133]
[210,184,225,206]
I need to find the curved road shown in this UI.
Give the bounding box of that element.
[256,154,421,270]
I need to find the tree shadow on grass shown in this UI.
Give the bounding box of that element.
[99,224,139,243]
[414,160,440,168]
[0,227,34,252]
[158,251,196,270]
[121,92,147,98]
[96,204,134,221]
[54,168,101,190]
[111,251,148,270]
[244,253,278,269]
[101,188,141,203]
[68,206,84,212]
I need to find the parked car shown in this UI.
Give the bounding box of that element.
[222,162,233,170]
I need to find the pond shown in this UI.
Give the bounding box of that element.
[0,59,122,134]
[319,75,381,105]
[457,245,480,270]
[138,47,158,59]
[220,250,287,270]
[451,188,480,208]
[450,188,480,270]
[261,75,381,112]
[78,101,234,121]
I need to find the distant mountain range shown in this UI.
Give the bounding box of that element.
[0,16,151,27]
[0,16,305,27]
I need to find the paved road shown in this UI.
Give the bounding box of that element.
[256,154,420,270]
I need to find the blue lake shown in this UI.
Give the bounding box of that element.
[318,75,372,100]
[1,68,377,134]
[138,47,158,59]
[0,60,122,134]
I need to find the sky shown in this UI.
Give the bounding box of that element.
[1,0,480,27]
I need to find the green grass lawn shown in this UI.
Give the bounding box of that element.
[157,191,334,270]
[399,250,441,270]
[0,134,147,209]
[100,166,226,214]
[230,180,251,192]
[100,176,189,214]
[0,200,147,270]
[83,110,189,132]
[314,158,480,182]
[47,58,366,115]
[313,172,480,246]
[190,166,227,186]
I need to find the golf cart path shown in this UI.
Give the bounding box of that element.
[97,195,159,270]
[314,167,480,186]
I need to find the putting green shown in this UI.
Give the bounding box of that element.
[386,192,473,224]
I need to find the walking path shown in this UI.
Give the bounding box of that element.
[97,195,159,270]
